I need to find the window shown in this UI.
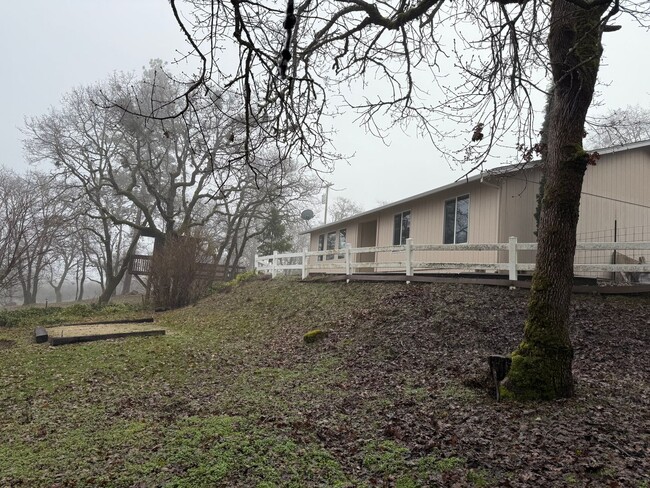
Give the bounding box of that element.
[444,195,469,244]
[318,234,325,261]
[326,231,336,260]
[393,211,411,245]
[318,228,348,261]
[338,229,347,258]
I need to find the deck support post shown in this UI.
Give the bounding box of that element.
[406,238,413,284]
[345,244,352,283]
[272,251,278,279]
[508,236,518,282]
[302,249,308,280]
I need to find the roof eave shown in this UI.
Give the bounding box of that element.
[301,139,650,235]
[301,172,485,234]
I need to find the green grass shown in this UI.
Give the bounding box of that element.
[0,279,387,486]
[0,301,144,328]
[1,277,645,487]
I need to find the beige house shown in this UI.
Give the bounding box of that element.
[306,140,650,274]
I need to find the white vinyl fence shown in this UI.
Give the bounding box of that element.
[255,237,650,281]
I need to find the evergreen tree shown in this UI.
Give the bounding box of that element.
[257,208,294,257]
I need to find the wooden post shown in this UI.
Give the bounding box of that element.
[34,327,48,344]
[345,243,351,283]
[272,251,278,278]
[406,238,413,284]
[508,236,518,282]
[301,248,308,280]
[254,253,259,273]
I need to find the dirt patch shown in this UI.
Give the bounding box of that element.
[46,323,166,346]
[47,323,162,338]
[0,339,16,349]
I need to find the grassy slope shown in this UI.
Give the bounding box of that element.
[0,278,648,487]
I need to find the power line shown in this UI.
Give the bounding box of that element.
[506,176,650,210]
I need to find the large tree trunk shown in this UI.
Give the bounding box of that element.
[20,275,37,305]
[503,0,609,400]
[97,233,140,305]
[76,254,87,301]
[121,270,133,294]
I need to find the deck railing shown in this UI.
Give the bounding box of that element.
[254,237,650,280]
[129,254,245,281]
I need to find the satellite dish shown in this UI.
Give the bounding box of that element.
[301,209,315,221]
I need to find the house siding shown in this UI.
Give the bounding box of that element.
[309,221,359,269]
[577,147,650,236]
[496,166,543,265]
[372,181,500,271]
[305,144,650,276]
[574,147,650,275]
[496,147,650,274]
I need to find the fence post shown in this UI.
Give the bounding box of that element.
[301,248,308,280]
[254,253,259,274]
[345,243,352,282]
[406,238,413,284]
[272,250,278,279]
[508,236,518,282]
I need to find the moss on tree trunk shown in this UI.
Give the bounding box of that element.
[503,0,609,400]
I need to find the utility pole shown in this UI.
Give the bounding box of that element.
[323,183,333,224]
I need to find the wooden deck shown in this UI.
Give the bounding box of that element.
[129,254,244,280]
[306,272,650,295]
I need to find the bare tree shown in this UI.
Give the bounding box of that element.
[25,64,320,300]
[81,208,140,305]
[0,169,33,296]
[330,197,364,223]
[159,0,648,399]
[587,105,650,148]
[45,239,77,303]
[15,173,72,305]
[204,155,320,274]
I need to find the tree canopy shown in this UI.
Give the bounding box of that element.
[153,0,649,400]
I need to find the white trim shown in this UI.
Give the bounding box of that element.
[589,138,650,155]
[256,239,650,277]
[393,209,412,246]
[443,194,470,245]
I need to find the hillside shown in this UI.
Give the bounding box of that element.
[0,277,648,487]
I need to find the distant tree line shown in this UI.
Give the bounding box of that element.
[1,61,320,307]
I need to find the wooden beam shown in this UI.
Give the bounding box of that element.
[58,317,155,327]
[34,327,48,344]
[306,273,650,295]
[49,329,165,346]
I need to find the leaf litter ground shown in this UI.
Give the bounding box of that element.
[0,278,647,487]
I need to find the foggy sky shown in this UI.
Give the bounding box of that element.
[2,0,649,218]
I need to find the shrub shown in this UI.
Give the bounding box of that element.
[0,311,17,328]
[150,235,213,309]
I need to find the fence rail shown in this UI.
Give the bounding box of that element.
[129,254,245,281]
[254,237,650,281]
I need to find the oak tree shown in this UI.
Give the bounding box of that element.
[161,0,649,399]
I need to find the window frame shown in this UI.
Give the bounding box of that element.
[326,231,337,260]
[393,210,411,246]
[443,194,470,245]
[317,233,325,261]
[317,228,348,261]
[338,228,347,259]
